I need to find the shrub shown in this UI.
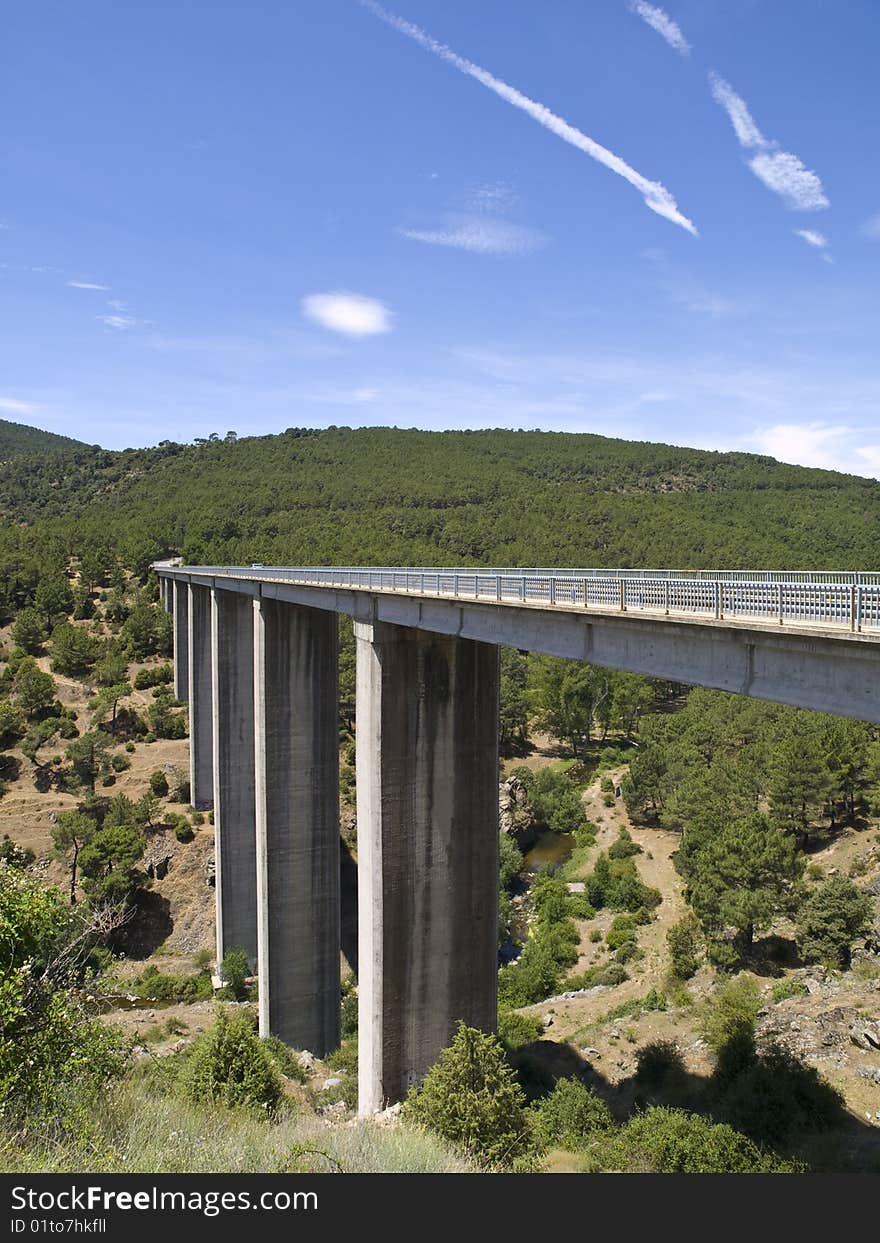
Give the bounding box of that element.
[133,664,173,690]
[589,928,602,943]
[530,1078,614,1149]
[132,965,213,1003]
[149,770,169,797]
[796,875,874,969]
[771,976,808,1003]
[403,1023,533,1168]
[497,1009,543,1050]
[666,913,702,980]
[582,1107,799,1173]
[178,1011,283,1114]
[174,822,195,843]
[110,753,130,773]
[261,1035,308,1083]
[718,1043,845,1144]
[634,1040,687,1089]
[219,947,251,1001]
[566,961,629,990]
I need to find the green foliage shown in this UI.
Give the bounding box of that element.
[697,975,762,1081]
[579,1107,798,1173]
[402,1023,533,1169]
[566,961,629,990]
[584,850,661,914]
[496,1009,543,1050]
[11,608,46,654]
[260,1035,308,1083]
[178,1010,284,1115]
[0,701,25,749]
[666,912,702,980]
[498,870,585,1006]
[526,766,590,835]
[608,826,641,859]
[35,576,74,629]
[50,622,98,676]
[65,731,113,794]
[122,605,172,661]
[219,947,251,1001]
[499,648,529,755]
[796,875,874,969]
[133,663,173,690]
[0,865,126,1134]
[530,1078,614,1149]
[149,769,169,797]
[12,657,56,719]
[498,830,524,891]
[78,822,146,905]
[132,964,213,1003]
[771,976,808,1003]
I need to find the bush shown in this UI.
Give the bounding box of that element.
[132,965,213,1003]
[589,928,602,943]
[261,1035,308,1083]
[133,663,173,690]
[149,770,169,797]
[219,947,251,1001]
[402,1023,533,1169]
[110,753,131,773]
[178,1011,283,1114]
[666,913,702,980]
[796,876,874,969]
[718,1043,844,1144]
[581,1107,798,1173]
[566,961,629,990]
[497,1009,543,1050]
[771,976,808,1003]
[174,822,195,843]
[634,1040,687,1089]
[608,827,641,859]
[530,1078,614,1150]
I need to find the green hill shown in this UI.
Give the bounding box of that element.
[1,426,879,602]
[0,417,88,460]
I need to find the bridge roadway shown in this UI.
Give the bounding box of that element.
[154,563,880,1114]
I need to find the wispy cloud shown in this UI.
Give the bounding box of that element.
[467,182,518,213]
[631,2,690,56]
[401,214,546,255]
[709,73,829,211]
[360,1,697,235]
[0,397,36,414]
[99,314,136,330]
[301,291,393,337]
[67,280,109,291]
[794,229,827,249]
[860,214,880,240]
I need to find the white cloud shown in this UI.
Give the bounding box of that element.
[748,422,880,475]
[749,151,829,211]
[860,214,880,240]
[794,229,828,248]
[301,291,393,337]
[631,2,690,56]
[400,214,546,255]
[0,397,35,414]
[709,73,829,212]
[67,280,109,291]
[360,1,697,235]
[100,314,136,330]
[467,182,518,213]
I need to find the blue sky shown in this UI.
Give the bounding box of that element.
[3,0,880,473]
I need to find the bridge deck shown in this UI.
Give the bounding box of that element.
[157,565,880,640]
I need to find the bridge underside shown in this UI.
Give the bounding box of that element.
[157,565,880,1114]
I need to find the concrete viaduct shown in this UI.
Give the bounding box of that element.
[153,562,880,1114]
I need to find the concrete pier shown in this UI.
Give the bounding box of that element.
[211,589,258,965]
[253,600,341,1054]
[173,580,189,702]
[187,584,214,810]
[355,621,500,1114]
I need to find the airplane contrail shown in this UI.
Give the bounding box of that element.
[359,1,698,236]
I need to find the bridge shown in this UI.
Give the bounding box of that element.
[153,562,880,1114]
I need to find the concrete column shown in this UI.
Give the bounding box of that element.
[254,599,341,1054]
[173,580,189,702]
[355,621,500,1114]
[187,584,214,810]
[211,589,258,965]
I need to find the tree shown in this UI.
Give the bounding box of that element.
[93,649,129,688]
[822,717,871,823]
[34,575,74,630]
[78,822,146,905]
[667,913,702,980]
[769,719,832,847]
[12,657,56,719]
[796,876,874,969]
[66,731,112,794]
[50,622,98,676]
[11,607,46,654]
[499,649,529,754]
[51,810,96,904]
[0,701,25,749]
[219,947,251,1001]
[685,814,803,965]
[609,671,655,739]
[0,866,126,1131]
[402,1023,533,1168]
[89,682,130,734]
[529,657,613,757]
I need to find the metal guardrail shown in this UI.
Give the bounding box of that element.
[156,565,880,635]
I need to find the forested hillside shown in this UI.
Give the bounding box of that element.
[2,427,879,586]
[0,417,87,461]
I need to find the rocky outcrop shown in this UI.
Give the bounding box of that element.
[499,774,537,849]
